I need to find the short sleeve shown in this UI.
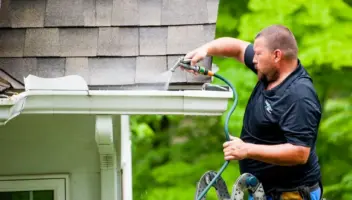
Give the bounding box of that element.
[244,44,257,74]
[279,98,322,147]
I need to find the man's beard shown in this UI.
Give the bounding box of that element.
[258,70,279,85]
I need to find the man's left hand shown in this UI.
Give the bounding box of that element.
[223,136,251,161]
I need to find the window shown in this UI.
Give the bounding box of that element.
[0,175,68,200]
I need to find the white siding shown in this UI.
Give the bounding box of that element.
[0,114,122,200]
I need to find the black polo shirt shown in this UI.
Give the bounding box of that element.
[239,44,322,193]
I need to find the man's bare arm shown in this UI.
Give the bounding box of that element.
[246,143,311,166]
[202,37,250,63]
[186,37,251,66]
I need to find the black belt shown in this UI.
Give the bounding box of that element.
[268,182,321,200]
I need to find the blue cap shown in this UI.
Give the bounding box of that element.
[246,176,258,187]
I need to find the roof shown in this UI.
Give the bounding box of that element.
[0,0,220,91]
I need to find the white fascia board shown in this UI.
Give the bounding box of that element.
[0,89,232,125]
[0,74,233,125]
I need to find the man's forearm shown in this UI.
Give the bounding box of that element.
[246,143,310,166]
[201,37,250,62]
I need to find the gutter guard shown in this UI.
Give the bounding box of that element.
[0,75,233,125]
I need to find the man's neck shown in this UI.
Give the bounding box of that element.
[267,59,298,90]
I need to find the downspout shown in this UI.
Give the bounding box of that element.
[95,115,118,200]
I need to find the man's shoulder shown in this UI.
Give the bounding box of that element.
[284,76,321,109]
[290,76,315,96]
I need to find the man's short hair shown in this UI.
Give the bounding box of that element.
[255,25,298,60]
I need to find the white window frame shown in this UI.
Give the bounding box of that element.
[0,174,69,200]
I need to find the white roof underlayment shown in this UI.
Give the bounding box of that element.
[0,75,233,125]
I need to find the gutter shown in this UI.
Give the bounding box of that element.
[0,75,233,125]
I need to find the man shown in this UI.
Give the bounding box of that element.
[184,25,323,200]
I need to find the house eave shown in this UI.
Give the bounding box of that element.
[0,87,232,125]
[0,74,233,125]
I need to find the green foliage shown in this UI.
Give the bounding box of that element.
[215,0,250,37]
[237,0,352,70]
[131,114,242,200]
[321,95,352,143]
[316,93,352,199]
[130,0,352,199]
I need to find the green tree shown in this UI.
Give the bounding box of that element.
[236,0,352,70]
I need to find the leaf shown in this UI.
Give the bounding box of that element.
[134,122,155,140]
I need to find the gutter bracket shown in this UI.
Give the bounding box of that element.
[95,115,118,200]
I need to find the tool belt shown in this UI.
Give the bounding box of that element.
[267,182,321,200]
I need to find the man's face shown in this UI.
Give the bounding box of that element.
[253,37,279,83]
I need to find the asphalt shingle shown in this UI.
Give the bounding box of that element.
[0,0,10,27]
[207,0,219,23]
[167,25,207,54]
[37,58,66,78]
[9,0,46,27]
[112,0,139,25]
[0,58,38,83]
[83,0,96,26]
[24,28,60,57]
[0,29,25,57]
[161,0,208,25]
[65,58,90,83]
[96,0,113,26]
[139,0,162,25]
[45,0,85,26]
[97,27,138,56]
[59,28,98,57]
[89,58,136,85]
[139,27,167,55]
[0,0,220,88]
[135,56,167,83]
[167,56,187,83]
[203,24,216,41]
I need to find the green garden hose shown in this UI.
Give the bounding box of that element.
[176,60,239,200]
[196,73,238,200]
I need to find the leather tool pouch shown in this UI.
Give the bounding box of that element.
[269,182,320,200]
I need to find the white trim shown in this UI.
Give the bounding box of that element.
[0,174,69,200]
[95,115,118,200]
[120,115,132,200]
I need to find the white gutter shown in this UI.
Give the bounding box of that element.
[0,75,233,125]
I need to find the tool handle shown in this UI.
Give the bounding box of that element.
[179,57,214,76]
[179,63,200,72]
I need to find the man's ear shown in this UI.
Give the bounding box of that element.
[273,49,282,63]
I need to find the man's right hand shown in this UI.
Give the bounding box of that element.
[180,37,250,74]
[180,46,208,75]
[184,46,208,66]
